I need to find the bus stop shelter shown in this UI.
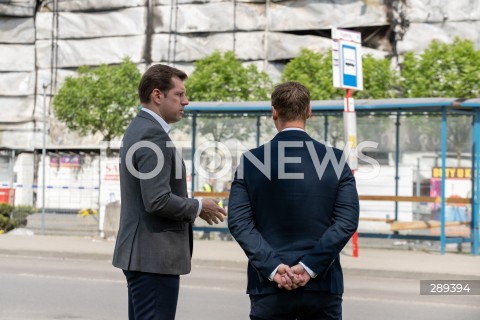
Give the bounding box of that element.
[186,98,480,256]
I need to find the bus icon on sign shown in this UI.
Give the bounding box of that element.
[342,44,357,87]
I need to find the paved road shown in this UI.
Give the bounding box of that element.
[1,254,478,320]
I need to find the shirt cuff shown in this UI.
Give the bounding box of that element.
[195,199,202,218]
[268,264,281,281]
[299,262,318,278]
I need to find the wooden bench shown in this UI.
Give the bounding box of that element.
[193,192,472,231]
[390,220,470,231]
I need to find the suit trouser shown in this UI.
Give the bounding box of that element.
[249,290,342,320]
[123,270,180,320]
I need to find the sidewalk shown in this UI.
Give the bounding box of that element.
[0,233,479,280]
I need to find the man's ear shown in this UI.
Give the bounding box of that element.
[307,105,312,119]
[151,89,164,104]
[272,106,278,120]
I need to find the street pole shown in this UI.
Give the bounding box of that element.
[344,89,358,257]
[416,157,421,221]
[332,27,362,257]
[42,83,49,234]
[8,150,15,208]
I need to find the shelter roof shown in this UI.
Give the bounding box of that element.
[186,98,479,114]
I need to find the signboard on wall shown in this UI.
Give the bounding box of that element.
[98,157,121,237]
[50,155,81,168]
[430,167,472,222]
[431,167,472,180]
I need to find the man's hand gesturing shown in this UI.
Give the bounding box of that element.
[199,198,227,225]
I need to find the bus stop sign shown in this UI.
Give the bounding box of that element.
[332,28,363,91]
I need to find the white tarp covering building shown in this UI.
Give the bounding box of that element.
[0,0,479,150]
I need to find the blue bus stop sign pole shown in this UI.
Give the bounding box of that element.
[440,107,447,255]
[472,109,480,255]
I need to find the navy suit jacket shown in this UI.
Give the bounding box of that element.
[228,130,359,295]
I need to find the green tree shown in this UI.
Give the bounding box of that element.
[281,49,341,100]
[401,38,480,98]
[181,51,272,142]
[356,54,399,99]
[186,51,271,102]
[53,58,141,143]
[180,51,272,179]
[400,38,480,164]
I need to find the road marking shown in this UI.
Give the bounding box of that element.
[17,273,123,284]
[181,284,241,293]
[192,264,245,272]
[0,253,112,263]
[14,273,241,293]
[346,295,480,309]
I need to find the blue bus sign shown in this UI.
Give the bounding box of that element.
[332,28,363,91]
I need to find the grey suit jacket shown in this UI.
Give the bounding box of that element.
[112,111,199,275]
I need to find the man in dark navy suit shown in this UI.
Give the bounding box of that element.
[228,82,359,320]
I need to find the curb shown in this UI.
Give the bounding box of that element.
[0,249,112,261]
[3,249,479,281]
[342,268,480,281]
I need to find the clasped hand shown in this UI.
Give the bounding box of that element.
[273,264,311,291]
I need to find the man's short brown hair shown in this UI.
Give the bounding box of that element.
[138,64,187,103]
[271,82,310,122]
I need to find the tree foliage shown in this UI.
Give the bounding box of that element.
[181,51,272,143]
[281,49,341,100]
[400,38,480,98]
[186,51,271,101]
[356,55,399,99]
[400,38,480,164]
[53,58,141,141]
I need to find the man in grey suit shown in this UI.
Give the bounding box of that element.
[113,64,226,320]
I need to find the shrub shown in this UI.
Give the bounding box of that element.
[0,203,13,218]
[0,215,16,233]
[11,205,36,227]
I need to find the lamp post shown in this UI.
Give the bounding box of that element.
[41,83,49,234]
